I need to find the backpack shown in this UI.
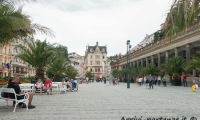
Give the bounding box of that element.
[146,79,149,83]
[1,84,8,98]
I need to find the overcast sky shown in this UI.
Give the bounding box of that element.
[23,0,173,56]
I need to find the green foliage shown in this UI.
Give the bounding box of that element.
[161,56,186,77]
[17,39,56,79]
[111,70,119,77]
[65,65,78,79]
[55,45,69,60]
[144,63,159,75]
[85,71,94,79]
[47,56,68,81]
[154,30,164,42]
[0,0,54,45]
[164,0,200,40]
[187,51,200,74]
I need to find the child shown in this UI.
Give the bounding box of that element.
[192,83,196,92]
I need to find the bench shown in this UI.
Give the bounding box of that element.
[19,84,35,93]
[0,88,29,112]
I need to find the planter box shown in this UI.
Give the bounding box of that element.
[0,81,7,85]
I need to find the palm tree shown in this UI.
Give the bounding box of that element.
[144,63,159,76]
[17,39,55,79]
[46,56,68,81]
[161,56,186,86]
[0,0,55,45]
[187,51,200,75]
[164,0,200,40]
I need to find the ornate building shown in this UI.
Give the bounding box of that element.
[84,42,108,79]
[0,44,12,77]
[0,37,36,77]
[68,52,84,79]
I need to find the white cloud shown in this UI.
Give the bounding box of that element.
[23,0,173,56]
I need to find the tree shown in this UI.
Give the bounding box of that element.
[65,65,78,79]
[55,45,69,60]
[144,63,159,76]
[17,39,55,79]
[187,51,200,75]
[161,56,186,86]
[111,70,118,78]
[46,56,68,81]
[164,0,200,40]
[85,71,94,80]
[0,0,54,45]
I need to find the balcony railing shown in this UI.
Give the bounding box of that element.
[13,70,27,74]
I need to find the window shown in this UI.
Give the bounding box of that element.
[103,56,104,59]
[95,55,100,59]
[90,55,92,59]
[90,68,92,72]
[96,61,100,65]
[90,61,92,65]
[90,48,93,52]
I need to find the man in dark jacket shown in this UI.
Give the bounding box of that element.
[8,76,35,108]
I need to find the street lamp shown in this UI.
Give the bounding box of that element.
[126,40,131,88]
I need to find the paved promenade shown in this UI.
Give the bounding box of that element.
[0,82,199,120]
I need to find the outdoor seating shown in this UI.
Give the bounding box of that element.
[0,88,29,112]
[19,84,34,93]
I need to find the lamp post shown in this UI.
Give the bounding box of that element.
[126,40,131,88]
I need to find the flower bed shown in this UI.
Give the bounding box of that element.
[0,81,7,85]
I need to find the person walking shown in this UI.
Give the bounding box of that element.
[157,75,161,86]
[106,76,110,86]
[162,76,167,87]
[154,76,157,85]
[182,74,187,87]
[193,75,200,92]
[148,74,154,89]
[112,77,116,86]
[117,77,120,85]
[103,77,106,84]
[86,77,89,84]
[138,76,142,86]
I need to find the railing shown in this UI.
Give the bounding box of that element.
[13,70,27,74]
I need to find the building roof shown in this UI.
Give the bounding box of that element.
[86,42,107,53]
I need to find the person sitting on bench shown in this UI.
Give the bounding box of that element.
[33,78,43,95]
[43,78,53,95]
[62,79,73,92]
[7,76,35,109]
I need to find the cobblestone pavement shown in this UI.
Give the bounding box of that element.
[0,82,199,120]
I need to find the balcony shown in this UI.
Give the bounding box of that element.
[12,61,26,67]
[13,70,27,74]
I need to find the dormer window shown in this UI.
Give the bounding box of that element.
[90,48,93,52]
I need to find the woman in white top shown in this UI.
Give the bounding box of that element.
[138,77,143,86]
[34,79,43,95]
[157,76,161,86]
[62,79,73,92]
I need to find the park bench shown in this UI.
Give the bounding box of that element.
[19,83,34,93]
[0,88,29,112]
